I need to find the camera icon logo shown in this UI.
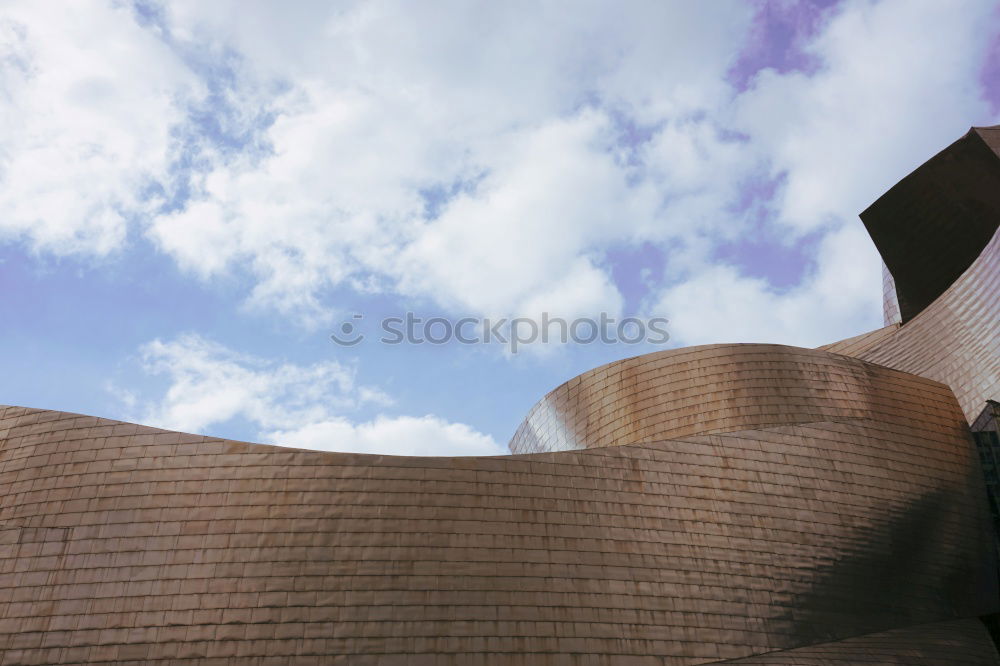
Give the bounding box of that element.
[330,314,365,346]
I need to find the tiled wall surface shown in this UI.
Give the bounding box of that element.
[881,261,902,327]
[1,373,995,664]
[508,343,964,454]
[820,125,1000,424]
[816,323,899,358]
[853,227,1000,424]
[860,126,1000,324]
[707,618,999,665]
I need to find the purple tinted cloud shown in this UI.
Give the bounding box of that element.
[981,27,1000,114]
[729,0,843,92]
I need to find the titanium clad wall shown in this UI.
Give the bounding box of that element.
[860,126,1000,324]
[882,261,902,327]
[0,392,995,665]
[855,226,1000,423]
[708,618,1000,665]
[508,343,962,455]
[818,125,999,424]
[816,323,899,358]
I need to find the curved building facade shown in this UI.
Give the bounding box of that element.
[862,126,1000,325]
[2,126,999,664]
[849,224,998,422]
[833,125,1000,424]
[0,379,996,664]
[509,342,975,454]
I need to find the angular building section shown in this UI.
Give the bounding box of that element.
[881,261,902,327]
[1,127,998,664]
[838,126,1000,424]
[863,126,1000,326]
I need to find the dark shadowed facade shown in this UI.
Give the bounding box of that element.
[1,127,998,664]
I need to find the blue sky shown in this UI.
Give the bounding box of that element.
[1,0,998,455]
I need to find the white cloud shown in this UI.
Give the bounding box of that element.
[733,0,998,232]
[392,110,652,318]
[650,0,1000,347]
[5,0,999,348]
[652,224,882,347]
[0,1,200,255]
[143,2,756,324]
[138,333,379,433]
[264,416,505,457]
[132,333,503,456]
[161,1,751,122]
[147,81,436,325]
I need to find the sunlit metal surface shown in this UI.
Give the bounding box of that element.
[508,343,938,454]
[843,225,999,423]
[1,392,995,664]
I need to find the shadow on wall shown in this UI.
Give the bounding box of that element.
[771,480,998,646]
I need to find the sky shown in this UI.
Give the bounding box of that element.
[1,0,998,456]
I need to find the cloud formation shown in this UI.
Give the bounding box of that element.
[134,333,503,455]
[0,1,201,255]
[4,1,1000,453]
[6,0,997,343]
[652,0,998,347]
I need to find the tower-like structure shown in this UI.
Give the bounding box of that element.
[1,127,998,664]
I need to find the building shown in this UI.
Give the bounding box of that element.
[1,126,998,664]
